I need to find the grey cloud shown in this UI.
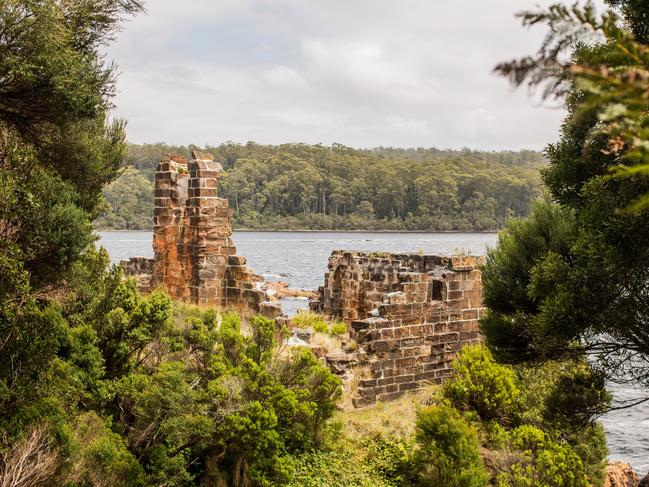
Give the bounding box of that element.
[109,0,606,149]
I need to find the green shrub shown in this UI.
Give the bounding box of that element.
[565,424,608,487]
[109,309,342,486]
[287,445,393,487]
[496,425,589,487]
[411,405,489,487]
[543,363,611,429]
[330,321,348,336]
[484,420,510,449]
[291,311,328,331]
[70,412,146,486]
[313,320,329,334]
[443,344,521,423]
[362,434,411,483]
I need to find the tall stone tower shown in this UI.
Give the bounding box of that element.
[150,150,273,313]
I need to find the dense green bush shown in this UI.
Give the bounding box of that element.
[362,434,412,484]
[443,344,521,424]
[496,425,589,487]
[0,244,342,486]
[288,445,390,487]
[411,405,489,487]
[68,412,146,486]
[111,308,342,485]
[542,364,611,430]
[435,345,608,487]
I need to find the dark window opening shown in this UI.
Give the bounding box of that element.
[430,279,444,301]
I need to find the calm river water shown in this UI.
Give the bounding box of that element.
[98,230,648,473]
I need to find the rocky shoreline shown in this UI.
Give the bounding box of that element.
[605,462,648,487]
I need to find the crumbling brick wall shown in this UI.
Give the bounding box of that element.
[122,151,277,316]
[120,257,154,294]
[311,250,484,407]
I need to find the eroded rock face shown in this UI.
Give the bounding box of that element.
[605,462,639,487]
[121,151,275,316]
[311,251,484,407]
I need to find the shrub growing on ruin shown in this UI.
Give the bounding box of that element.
[291,311,328,331]
[330,321,348,336]
[411,405,489,487]
[443,344,521,424]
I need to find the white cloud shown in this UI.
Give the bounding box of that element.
[262,65,308,89]
[109,0,608,149]
[386,116,430,134]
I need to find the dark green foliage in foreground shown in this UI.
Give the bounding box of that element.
[411,405,488,487]
[439,346,607,487]
[0,3,343,485]
[0,0,141,287]
[1,248,342,486]
[485,1,649,388]
[97,142,546,231]
[0,2,142,482]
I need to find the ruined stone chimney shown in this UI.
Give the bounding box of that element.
[129,150,278,315]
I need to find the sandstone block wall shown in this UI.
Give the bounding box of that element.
[311,250,484,407]
[122,151,276,316]
[120,257,154,294]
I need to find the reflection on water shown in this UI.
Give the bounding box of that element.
[97,230,648,474]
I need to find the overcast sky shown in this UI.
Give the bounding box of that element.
[108,0,606,150]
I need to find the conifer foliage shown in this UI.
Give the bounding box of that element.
[484,0,649,393]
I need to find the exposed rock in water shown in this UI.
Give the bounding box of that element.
[265,280,316,300]
[605,462,639,487]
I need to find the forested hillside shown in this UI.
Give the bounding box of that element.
[95,143,546,231]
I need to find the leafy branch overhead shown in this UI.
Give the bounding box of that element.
[496,1,649,210]
[482,0,649,408]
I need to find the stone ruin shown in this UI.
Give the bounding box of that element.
[121,151,278,317]
[121,152,486,407]
[311,250,484,407]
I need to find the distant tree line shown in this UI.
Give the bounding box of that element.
[95,143,546,231]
